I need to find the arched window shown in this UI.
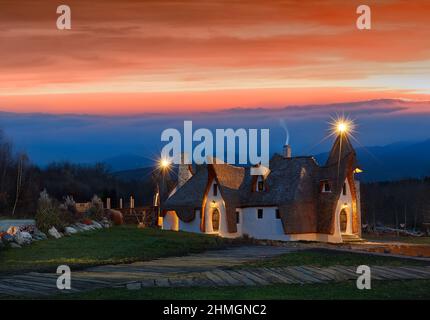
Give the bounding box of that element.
[340,209,347,233]
[212,208,220,232]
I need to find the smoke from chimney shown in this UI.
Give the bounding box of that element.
[279,119,290,145]
[280,119,291,158]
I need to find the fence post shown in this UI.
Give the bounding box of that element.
[130,196,134,209]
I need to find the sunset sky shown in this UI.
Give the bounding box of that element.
[1,0,430,114]
[1,0,430,166]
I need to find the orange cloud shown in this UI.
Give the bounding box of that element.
[0,0,429,114]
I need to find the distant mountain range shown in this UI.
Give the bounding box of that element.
[112,166,154,182]
[109,139,430,183]
[316,139,430,182]
[103,154,153,172]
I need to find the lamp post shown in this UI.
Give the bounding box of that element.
[155,157,171,227]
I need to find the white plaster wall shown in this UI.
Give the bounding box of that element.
[162,211,179,231]
[179,210,201,233]
[335,178,354,236]
[239,202,346,243]
[203,180,239,238]
[240,207,287,241]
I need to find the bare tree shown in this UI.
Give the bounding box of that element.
[12,153,28,216]
[0,131,12,194]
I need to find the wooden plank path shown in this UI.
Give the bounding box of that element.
[1,245,430,297]
[0,245,295,297]
[123,265,430,289]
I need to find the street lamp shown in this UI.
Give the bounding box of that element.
[331,116,355,137]
[155,157,171,227]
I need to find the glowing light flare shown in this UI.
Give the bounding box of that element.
[159,158,171,170]
[330,116,356,137]
[337,122,348,133]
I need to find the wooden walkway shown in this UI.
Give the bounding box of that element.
[0,246,294,297]
[1,246,430,297]
[120,265,430,290]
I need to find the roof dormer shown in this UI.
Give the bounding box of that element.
[255,175,266,192]
[320,179,332,193]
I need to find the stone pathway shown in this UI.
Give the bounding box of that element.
[1,245,430,297]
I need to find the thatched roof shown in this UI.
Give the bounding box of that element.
[161,165,208,222]
[326,134,356,167]
[237,156,320,233]
[163,134,359,235]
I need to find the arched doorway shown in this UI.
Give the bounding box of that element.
[340,209,347,233]
[212,208,220,232]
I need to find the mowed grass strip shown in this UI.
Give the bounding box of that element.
[363,235,430,245]
[234,248,430,268]
[50,280,430,300]
[0,226,230,275]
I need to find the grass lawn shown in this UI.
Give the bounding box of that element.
[363,235,430,245]
[0,226,231,275]
[52,280,430,300]
[234,248,429,268]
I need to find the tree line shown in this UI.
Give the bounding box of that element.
[0,130,154,218]
[361,178,430,230]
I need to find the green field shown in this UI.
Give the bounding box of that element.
[234,248,429,268]
[52,280,430,300]
[363,235,430,245]
[0,226,230,275]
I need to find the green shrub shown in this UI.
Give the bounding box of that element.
[58,207,76,226]
[58,195,80,225]
[86,195,104,221]
[35,190,64,233]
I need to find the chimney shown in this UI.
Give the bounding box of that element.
[178,153,193,188]
[283,145,292,158]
